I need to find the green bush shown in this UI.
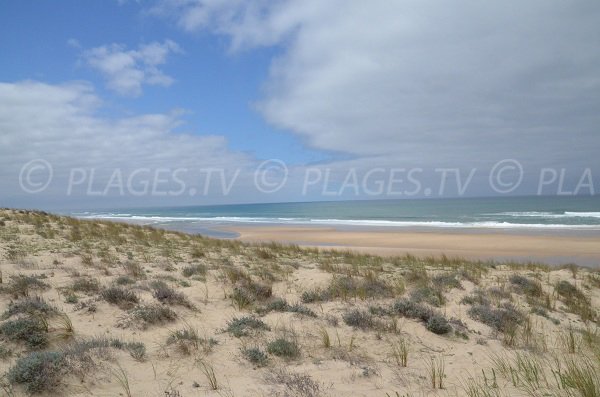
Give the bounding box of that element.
[8,351,66,393]
[342,309,374,329]
[226,316,270,337]
[426,315,452,334]
[3,296,56,319]
[467,303,523,333]
[182,264,207,278]
[0,317,48,348]
[100,286,139,309]
[151,281,193,308]
[242,346,269,367]
[128,304,177,327]
[267,338,300,359]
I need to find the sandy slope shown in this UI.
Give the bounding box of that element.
[0,209,599,396]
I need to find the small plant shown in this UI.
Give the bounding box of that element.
[342,309,375,330]
[126,342,146,361]
[197,359,219,390]
[112,364,132,397]
[509,274,543,297]
[391,337,409,367]
[426,314,452,335]
[8,351,66,393]
[427,355,446,389]
[318,326,331,348]
[70,277,100,294]
[151,281,194,308]
[101,286,139,309]
[2,296,56,319]
[242,346,269,367]
[226,316,270,337]
[127,304,177,328]
[182,264,207,278]
[0,317,48,348]
[267,337,300,359]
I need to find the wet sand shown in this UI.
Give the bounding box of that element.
[226,225,600,266]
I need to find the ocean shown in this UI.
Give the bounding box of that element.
[74,196,600,237]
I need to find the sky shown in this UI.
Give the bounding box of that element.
[1,0,599,210]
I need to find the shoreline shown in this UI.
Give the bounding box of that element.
[221,225,600,267]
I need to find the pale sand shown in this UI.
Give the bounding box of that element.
[227,226,600,266]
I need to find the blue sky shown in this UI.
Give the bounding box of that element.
[1,1,599,209]
[0,1,325,163]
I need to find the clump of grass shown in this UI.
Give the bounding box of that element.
[226,316,270,337]
[0,317,48,348]
[392,298,453,335]
[196,360,218,390]
[467,303,524,334]
[126,304,177,328]
[2,296,57,319]
[69,277,100,294]
[2,274,49,298]
[114,275,135,285]
[391,337,410,367]
[231,279,272,309]
[151,281,194,308]
[267,337,300,359]
[257,298,317,317]
[342,309,375,330]
[241,346,269,367]
[410,286,445,307]
[432,273,463,290]
[460,289,492,306]
[264,368,323,397]
[7,351,66,393]
[555,280,595,322]
[167,324,217,355]
[182,264,207,278]
[121,261,145,279]
[427,355,446,389]
[509,274,543,298]
[101,286,139,309]
[426,314,452,335]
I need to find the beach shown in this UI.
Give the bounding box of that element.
[227,225,600,266]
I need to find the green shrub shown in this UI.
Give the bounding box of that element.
[410,286,445,307]
[267,338,300,359]
[509,274,543,297]
[342,309,374,330]
[2,296,56,319]
[242,347,269,367]
[0,317,48,348]
[4,275,49,298]
[115,275,135,285]
[151,281,193,308]
[100,286,139,309]
[467,303,523,333]
[182,264,207,278]
[226,316,270,337]
[70,277,100,294]
[8,351,66,393]
[128,304,177,327]
[426,315,452,335]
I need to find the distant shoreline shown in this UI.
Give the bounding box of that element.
[221,224,600,267]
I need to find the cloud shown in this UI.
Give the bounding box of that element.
[151,0,600,170]
[0,80,258,208]
[81,40,182,96]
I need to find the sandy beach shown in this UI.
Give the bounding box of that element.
[228,225,600,266]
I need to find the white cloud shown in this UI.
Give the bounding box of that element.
[151,0,600,169]
[82,40,182,96]
[0,80,258,208]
